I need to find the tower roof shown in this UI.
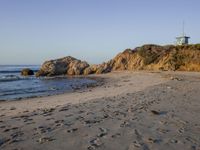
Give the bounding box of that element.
[176,36,190,39]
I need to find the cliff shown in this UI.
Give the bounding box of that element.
[36,44,200,76]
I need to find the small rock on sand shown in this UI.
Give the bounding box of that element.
[151,110,160,115]
[10,107,16,110]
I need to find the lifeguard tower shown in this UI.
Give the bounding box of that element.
[176,22,190,45]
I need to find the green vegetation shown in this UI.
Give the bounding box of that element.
[137,45,162,65]
[136,44,200,70]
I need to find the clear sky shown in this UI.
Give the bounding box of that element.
[0,0,200,65]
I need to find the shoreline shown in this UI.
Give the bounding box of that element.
[0,75,104,102]
[1,71,200,149]
[0,75,105,102]
[1,70,199,115]
[0,71,167,116]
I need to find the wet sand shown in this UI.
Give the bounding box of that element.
[0,71,200,150]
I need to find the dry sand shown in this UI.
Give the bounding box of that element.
[0,71,200,150]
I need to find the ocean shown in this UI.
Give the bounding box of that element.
[0,65,96,101]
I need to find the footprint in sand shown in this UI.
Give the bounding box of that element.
[170,139,178,143]
[10,107,16,110]
[150,110,167,115]
[97,127,108,138]
[88,138,102,150]
[178,127,185,134]
[41,108,55,116]
[37,137,55,144]
[3,128,10,132]
[24,118,33,123]
[65,114,73,118]
[0,125,6,129]
[46,117,55,121]
[84,119,101,126]
[156,128,170,134]
[128,141,142,149]
[133,129,150,150]
[111,133,121,138]
[147,138,162,144]
[9,138,23,144]
[54,120,64,124]
[59,106,69,112]
[0,138,10,147]
[54,120,65,127]
[34,126,53,134]
[11,127,19,130]
[11,131,24,139]
[26,121,36,125]
[67,128,78,133]
[23,110,29,113]
[120,120,131,127]
[74,116,84,121]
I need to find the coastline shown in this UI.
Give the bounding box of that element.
[0,71,166,116]
[1,71,200,149]
[0,74,102,102]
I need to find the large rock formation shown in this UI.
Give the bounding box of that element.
[100,44,200,72]
[36,56,89,76]
[36,44,200,76]
[133,44,200,71]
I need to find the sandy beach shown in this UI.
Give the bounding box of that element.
[0,71,200,150]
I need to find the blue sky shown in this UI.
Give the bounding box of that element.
[0,0,200,65]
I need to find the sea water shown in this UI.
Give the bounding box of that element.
[0,65,96,101]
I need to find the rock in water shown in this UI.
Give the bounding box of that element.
[21,68,34,76]
[36,56,89,76]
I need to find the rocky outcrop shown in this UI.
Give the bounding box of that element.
[101,44,200,72]
[134,44,200,71]
[21,68,34,76]
[36,44,200,76]
[36,56,89,76]
[83,63,112,75]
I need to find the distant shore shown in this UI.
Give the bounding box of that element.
[0,71,200,149]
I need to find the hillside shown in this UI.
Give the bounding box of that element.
[105,44,200,72]
[36,44,200,76]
